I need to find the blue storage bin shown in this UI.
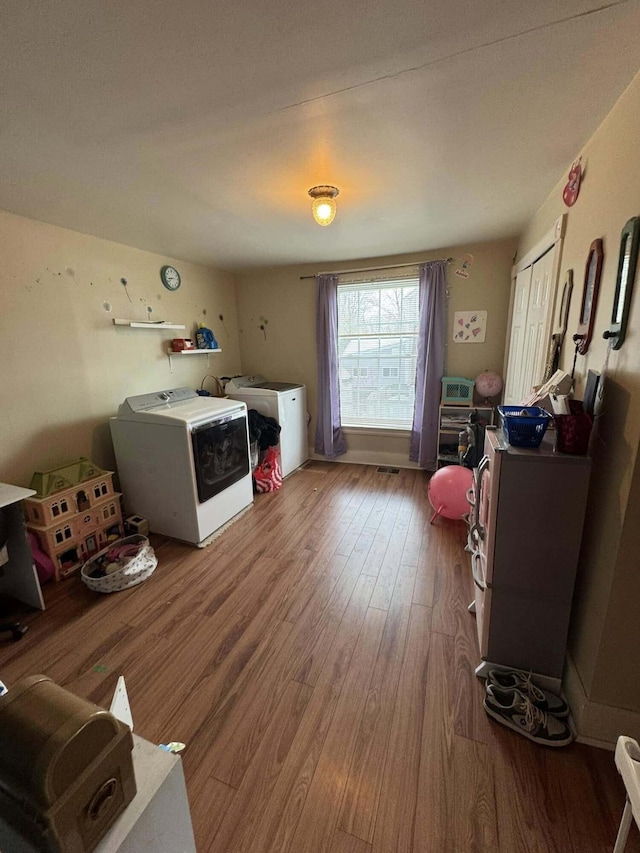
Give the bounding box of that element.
[497,406,552,448]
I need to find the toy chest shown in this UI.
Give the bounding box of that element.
[441,376,475,405]
[80,534,157,593]
[497,406,553,448]
[0,675,136,852]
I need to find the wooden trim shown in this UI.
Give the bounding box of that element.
[512,214,566,276]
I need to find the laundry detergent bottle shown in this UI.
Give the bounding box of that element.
[196,323,218,349]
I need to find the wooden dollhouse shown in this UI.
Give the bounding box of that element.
[24,458,124,580]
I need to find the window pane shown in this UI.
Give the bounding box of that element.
[337,278,419,428]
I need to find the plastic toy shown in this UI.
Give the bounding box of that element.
[428,465,473,523]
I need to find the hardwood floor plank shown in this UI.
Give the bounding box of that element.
[412,630,455,853]
[190,777,236,852]
[0,461,631,853]
[292,561,375,688]
[491,723,573,853]
[288,606,387,853]
[431,525,470,636]
[370,603,432,853]
[208,680,313,853]
[237,573,376,853]
[368,495,415,610]
[412,522,443,607]
[180,617,295,798]
[331,829,372,853]
[338,562,418,843]
[452,735,499,852]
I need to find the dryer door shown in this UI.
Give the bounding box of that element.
[191,413,250,503]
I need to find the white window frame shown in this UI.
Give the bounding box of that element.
[337,277,419,430]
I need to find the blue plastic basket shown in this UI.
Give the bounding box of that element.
[497,406,553,448]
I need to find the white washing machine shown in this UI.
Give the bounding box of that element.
[225,376,308,478]
[110,387,253,545]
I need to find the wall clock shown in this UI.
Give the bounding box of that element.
[573,239,603,355]
[603,216,640,350]
[160,265,181,291]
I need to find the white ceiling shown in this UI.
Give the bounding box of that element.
[1,0,639,270]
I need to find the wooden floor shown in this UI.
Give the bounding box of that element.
[2,462,638,852]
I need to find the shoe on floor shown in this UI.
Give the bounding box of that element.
[486,668,569,717]
[484,685,573,747]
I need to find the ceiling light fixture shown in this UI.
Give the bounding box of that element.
[308,185,339,227]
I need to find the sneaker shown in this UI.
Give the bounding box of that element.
[486,669,569,718]
[484,685,573,747]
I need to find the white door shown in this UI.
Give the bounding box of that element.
[520,248,556,401]
[503,267,532,404]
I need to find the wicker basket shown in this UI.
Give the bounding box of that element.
[80,534,157,593]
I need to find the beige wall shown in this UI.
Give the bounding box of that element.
[516,70,640,712]
[0,209,242,487]
[235,238,515,467]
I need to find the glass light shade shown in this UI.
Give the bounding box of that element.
[312,196,337,226]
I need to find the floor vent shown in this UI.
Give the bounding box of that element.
[376,466,400,475]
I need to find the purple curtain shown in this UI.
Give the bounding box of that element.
[410,261,446,469]
[315,274,347,458]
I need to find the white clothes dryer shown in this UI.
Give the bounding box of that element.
[225,376,308,478]
[110,387,253,545]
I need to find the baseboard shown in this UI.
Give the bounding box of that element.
[564,653,640,748]
[308,448,421,470]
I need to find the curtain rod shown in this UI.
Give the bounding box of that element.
[299,257,454,280]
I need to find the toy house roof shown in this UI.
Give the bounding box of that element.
[30,457,109,498]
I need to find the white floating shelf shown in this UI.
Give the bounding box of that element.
[169,348,222,356]
[167,348,222,373]
[113,319,186,330]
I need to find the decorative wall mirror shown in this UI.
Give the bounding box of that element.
[544,270,574,381]
[573,239,603,355]
[603,216,640,350]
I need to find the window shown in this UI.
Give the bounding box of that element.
[337,278,419,428]
[60,499,68,512]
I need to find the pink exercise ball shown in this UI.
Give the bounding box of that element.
[428,465,473,522]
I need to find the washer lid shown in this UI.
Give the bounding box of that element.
[116,388,244,425]
[252,382,303,392]
[225,375,267,393]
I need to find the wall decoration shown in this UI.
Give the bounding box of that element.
[563,158,582,207]
[603,216,640,350]
[544,269,574,380]
[453,310,487,343]
[573,239,603,355]
[454,253,474,278]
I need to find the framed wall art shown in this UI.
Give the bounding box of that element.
[573,239,603,355]
[453,310,487,343]
[603,216,640,350]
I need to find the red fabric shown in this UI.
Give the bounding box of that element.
[253,446,283,492]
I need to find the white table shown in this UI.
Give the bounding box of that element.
[95,735,196,853]
[0,483,44,611]
[0,735,196,852]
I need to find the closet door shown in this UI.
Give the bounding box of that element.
[503,267,532,404]
[520,248,555,400]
